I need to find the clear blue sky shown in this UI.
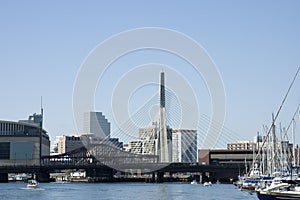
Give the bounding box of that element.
[1,1,300,145]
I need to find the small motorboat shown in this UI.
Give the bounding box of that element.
[27,179,38,188]
[203,181,212,187]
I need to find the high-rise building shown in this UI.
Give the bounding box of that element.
[55,112,122,154]
[84,112,110,138]
[172,130,197,163]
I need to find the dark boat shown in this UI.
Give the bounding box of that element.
[257,183,300,200]
[257,190,300,200]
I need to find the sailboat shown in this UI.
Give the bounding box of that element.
[255,67,300,200]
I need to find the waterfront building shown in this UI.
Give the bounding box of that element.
[227,140,256,150]
[227,136,266,151]
[56,133,123,154]
[172,129,197,163]
[84,112,110,138]
[0,113,50,166]
[198,149,255,166]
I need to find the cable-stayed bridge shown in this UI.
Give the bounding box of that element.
[0,72,244,183]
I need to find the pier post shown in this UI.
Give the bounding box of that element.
[156,172,164,183]
[36,171,50,183]
[0,173,8,183]
[199,173,202,184]
[151,172,156,183]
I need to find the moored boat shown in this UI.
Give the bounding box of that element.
[241,179,259,191]
[257,190,300,200]
[257,182,300,200]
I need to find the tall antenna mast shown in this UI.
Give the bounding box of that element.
[39,96,43,166]
[292,118,296,167]
[40,96,43,128]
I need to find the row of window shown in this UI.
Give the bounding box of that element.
[0,123,24,135]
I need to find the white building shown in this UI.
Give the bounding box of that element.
[126,122,171,160]
[127,122,159,155]
[172,130,197,163]
[127,140,142,154]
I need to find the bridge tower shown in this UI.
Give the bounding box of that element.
[158,71,169,163]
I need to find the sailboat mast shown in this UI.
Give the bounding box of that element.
[292,118,296,167]
[261,126,265,174]
[279,123,283,170]
[272,113,277,173]
[253,67,300,168]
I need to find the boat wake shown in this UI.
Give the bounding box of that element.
[20,187,45,191]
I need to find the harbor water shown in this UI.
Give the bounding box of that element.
[0,182,259,200]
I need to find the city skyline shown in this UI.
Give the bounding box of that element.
[1,1,300,146]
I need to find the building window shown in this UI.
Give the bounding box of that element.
[0,142,10,159]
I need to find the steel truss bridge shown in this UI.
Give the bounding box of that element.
[0,143,244,182]
[42,143,159,171]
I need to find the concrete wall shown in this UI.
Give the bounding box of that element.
[0,136,49,166]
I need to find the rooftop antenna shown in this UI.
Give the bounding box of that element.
[39,96,43,166]
[40,96,43,128]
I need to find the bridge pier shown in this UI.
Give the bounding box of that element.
[150,172,165,183]
[201,172,211,183]
[155,172,164,183]
[151,172,155,183]
[86,168,114,182]
[36,171,50,183]
[0,173,8,183]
